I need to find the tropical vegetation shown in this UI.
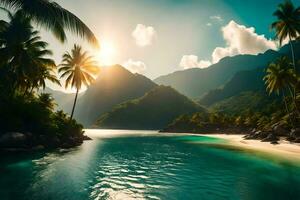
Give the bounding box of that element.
[0,5,97,150]
[1,0,300,150]
[70,64,157,126]
[0,0,98,46]
[162,0,300,143]
[59,44,99,119]
[271,0,300,69]
[0,9,60,94]
[96,85,204,130]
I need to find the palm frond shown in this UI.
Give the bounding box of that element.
[58,66,72,73]
[65,73,73,89]
[60,70,72,78]
[0,0,99,47]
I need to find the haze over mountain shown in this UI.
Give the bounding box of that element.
[154,42,300,99]
[74,65,157,126]
[198,68,266,106]
[96,85,205,130]
[43,88,76,113]
[44,42,300,129]
[210,91,280,115]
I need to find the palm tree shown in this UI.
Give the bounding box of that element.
[0,0,98,46]
[0,9,60,94]
[59,44,99,119]
[38,93,56,110]
[32,65,61,91]
[264,57,296,116]
[271,0,300,70]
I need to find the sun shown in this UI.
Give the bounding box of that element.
[96,40,116,66]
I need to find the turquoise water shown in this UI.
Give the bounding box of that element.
[1,129,300,200]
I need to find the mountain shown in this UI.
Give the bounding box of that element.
[210,91,281,115]
[198,68,266,106]
[154,41,300,98]
[43,87,76,113]
[160,91,282,134]
[95,85,205,130]
[74,65,157,126]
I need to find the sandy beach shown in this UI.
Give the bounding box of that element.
[203,134,300,163]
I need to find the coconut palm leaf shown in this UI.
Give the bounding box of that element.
[0,9,60,93]
[271,0,300,45]
[0,0,99,46]
[58,44,99,119]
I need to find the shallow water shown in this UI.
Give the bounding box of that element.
[1,129,300,200]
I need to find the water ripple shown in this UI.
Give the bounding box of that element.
[2,132,300,200]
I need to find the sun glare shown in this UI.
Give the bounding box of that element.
[96,40,116,66]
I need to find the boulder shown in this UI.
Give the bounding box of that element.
[0,132,27,148]
[273,124,289,136]
[253,130,262,139]
[243,134,249,139]
[244,131,268,140]
[271,141,279,145]
[261,133,279,143]
[255,131,269,139]
[294,138,300,143]
[83,135,92,140]
[244,134,253,139]
[32,145,45,151]
[290,128,300,138]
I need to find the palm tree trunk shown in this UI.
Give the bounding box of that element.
[23,85,29,97]
[9,83,18,98]
[289,34,296,71]
[282,90,294,128]
[288,34,298,120]
[288,85,300,117]
[70,88,79,120]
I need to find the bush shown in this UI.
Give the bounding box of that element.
[0,92,84,149]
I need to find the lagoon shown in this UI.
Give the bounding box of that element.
[1,129,300,200]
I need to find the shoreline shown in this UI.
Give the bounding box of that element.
[202,133,300,163]
[86,130,300,162]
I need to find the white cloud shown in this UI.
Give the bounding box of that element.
[212,20,277,63]
[206,23,212,27]
[180,20,279,69]
[210,15,223,22]
[123,59,147,74]
[132,24,156,46]
[180,55,212,69]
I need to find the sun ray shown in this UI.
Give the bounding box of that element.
[96,40,116,66]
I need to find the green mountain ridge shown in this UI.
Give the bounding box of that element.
[154,42,300,99]
[211,91,280,115]
[43,88,78,113]
[95,85,205,130]
[198,68,266,106]
[74,65,157,126]
[44,42,300,129]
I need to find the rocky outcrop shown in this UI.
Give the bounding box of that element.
[243,124,300,144]
[244,131,269,140]
[0,132,28,148]
[272,123,289,136]
[261,133,279,144]
[288,128,300,143]
[244,130,279,144]
[0,131,91,152]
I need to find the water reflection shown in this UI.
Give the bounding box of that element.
[0,130,300,200]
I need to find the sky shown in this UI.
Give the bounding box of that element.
[39,0,299,91]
